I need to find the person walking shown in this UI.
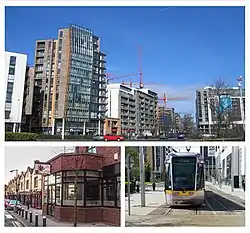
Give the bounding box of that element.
[136,180,140,193]
[27,199,30,210]
[242,177,245,192]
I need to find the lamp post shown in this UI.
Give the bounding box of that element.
[237,76,245,131]
[126,154,134,215]
[10,169,18,212]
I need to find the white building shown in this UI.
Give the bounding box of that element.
[196,86,245,136]
[107,84,157,136]
[5,51,27,132]
[215,146,245,189]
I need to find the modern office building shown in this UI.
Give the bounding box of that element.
[107,84,157,136]
[5,51,28,132]
[214,146,245,190]
[196,86,245,136]
[33,25,107,135]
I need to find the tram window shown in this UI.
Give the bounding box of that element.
[165,164,171,190]
[172,161,196,190]
[196,164,204,189]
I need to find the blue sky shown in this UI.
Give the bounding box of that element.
[5,6,245,115]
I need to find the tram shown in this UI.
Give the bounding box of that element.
[164,152,205,207]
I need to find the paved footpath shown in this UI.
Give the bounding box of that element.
[125,185,165,216]
[205,182,245,205]
[11,205,109,227]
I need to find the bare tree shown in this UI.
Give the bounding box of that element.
[182,114,196,135]
[73,147,85,227]
[208,78,237,138]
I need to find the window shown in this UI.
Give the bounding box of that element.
[5,111,10,119]
[103,177,119,207]
[85,177,101,206]
[26,180,29,189]
[9,56,16,66]
[60,31,63,37]
[62,183,84,206]
[34,177,38,188]
[9,67,15,75]
[55,183,62,205]
[86,146,96,153]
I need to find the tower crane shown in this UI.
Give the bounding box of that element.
[106,72,138,84]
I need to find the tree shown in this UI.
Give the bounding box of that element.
[73,146,95,227]
[125,147,139,179]
[182,114,196,135]
[208,78,238,138]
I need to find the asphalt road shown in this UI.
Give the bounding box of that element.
[125,186,245,227]
[4,210,25,227]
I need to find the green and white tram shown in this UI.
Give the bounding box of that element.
[164,152,205,207]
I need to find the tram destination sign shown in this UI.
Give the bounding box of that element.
[172,157,196,164]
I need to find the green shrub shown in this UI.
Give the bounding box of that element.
[5,132,39,141]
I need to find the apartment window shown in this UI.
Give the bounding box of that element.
[9,56,16,66]
[60,31,63,37]
[26,180,29,189]
[6,82,14,103]
[9,67,15,75]
[5,111,10,119]
[34,177,38,188]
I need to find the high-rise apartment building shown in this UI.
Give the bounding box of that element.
[33,25,107,135]
[5,51,28,132]
[196,86,245,136]
[107,84,157,136]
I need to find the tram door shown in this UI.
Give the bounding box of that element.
[47,185,55,216]
[165,163,173,206]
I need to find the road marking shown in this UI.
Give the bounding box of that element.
[204,198,216,215]
[5,214,14,219]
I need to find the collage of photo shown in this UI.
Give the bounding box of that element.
[3,0,247,230]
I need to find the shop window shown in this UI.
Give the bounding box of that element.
[103,177,119,207]
[55,183,62,205]
[85,177,101,206]
[62,183,84,206]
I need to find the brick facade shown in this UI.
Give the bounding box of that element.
[44,146,121,226]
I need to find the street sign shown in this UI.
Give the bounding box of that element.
[125,154,134,169]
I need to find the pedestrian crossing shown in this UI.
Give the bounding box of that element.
[5,211,14,219]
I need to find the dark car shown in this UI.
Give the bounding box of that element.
[178,134,185,139]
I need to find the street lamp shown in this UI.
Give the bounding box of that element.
[125,154,134,215]
[237,76,245,131]
[10,169,18,212]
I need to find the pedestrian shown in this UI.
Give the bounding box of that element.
[242,178,245,192]
[27,199,30,210]
[136,180,140,193]
[152,182,156,191]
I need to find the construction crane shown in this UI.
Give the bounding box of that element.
[138,45,144,89]
[158,93,192,108]
[106,72,138,84]
[121,80,167,88]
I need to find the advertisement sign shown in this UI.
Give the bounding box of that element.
[216,95,232,113]
[208,146,216,157]
[34,163,51,175]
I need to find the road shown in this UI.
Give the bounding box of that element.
[126,186,245,227]
[4,210,25,227]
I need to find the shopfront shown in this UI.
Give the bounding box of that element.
[43,163,120,225]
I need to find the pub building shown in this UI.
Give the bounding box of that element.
[42,146,121,226]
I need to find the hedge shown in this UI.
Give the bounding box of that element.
[5,132,39,141]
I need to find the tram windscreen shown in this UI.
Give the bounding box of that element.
[172,157,196,191]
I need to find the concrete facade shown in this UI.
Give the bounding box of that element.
[5,51,27,132]
[107,84,157,136]
[196,86,245,136]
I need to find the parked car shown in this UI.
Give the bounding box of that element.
[93,135,104,141]
[177,134,185,139]
[6,200,21,211]
[104,134,125,141]
[4,199,10,208]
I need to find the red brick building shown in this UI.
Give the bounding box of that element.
[42,146,120,226]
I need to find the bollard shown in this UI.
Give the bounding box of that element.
[42,216,46,227]
[21,209,24,218]
[35,214,38,227]
[29,211,32,223]
[25,210,28,220]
